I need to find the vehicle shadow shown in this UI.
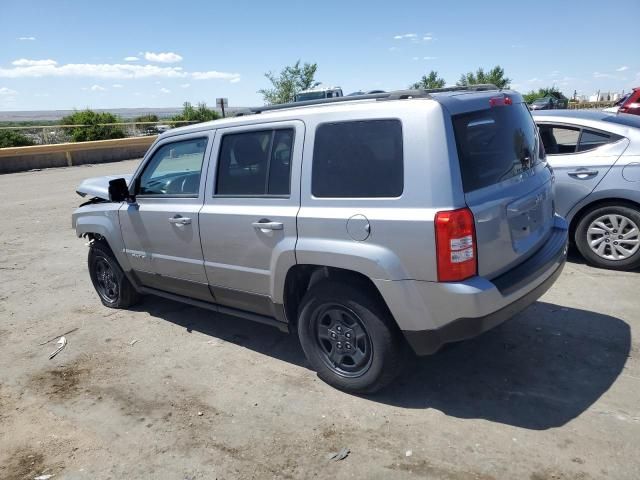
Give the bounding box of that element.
[136,298,630,431]
[375,301,631,430]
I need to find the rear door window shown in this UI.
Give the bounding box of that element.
[452,103,540,192]
[312,119,403,198]
[538,125,580,154]
[216,128,294,196]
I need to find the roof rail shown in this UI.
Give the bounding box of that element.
[248,84,500,114]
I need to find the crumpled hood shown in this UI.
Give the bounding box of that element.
[76,174,133,200]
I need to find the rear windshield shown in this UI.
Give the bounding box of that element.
[453,103,540,192]
[602,113,640,128]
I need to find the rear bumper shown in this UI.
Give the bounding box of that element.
[374,215,568,355]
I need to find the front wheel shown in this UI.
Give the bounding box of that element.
[88,242,140,308]
[297,280,403,394]
[575,204,640,270]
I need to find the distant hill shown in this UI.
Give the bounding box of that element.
[0,106,248,122]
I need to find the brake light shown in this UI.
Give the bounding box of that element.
[489,95,512,107]
[435,208,477,282]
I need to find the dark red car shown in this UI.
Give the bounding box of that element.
[612,87,640,115]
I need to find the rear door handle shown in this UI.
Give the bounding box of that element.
[252,221,283,231]
[568,169,599,179]
[169,215,191,225]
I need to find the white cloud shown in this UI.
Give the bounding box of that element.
[0,87,17,95]
[393,33,417,39]
[0,61,241,83]
[0,62,188,79]
[423,56,437,60]
[159,87,171,94]
[180,83,191,88]
[388,46,399,52]
[18,36,36,41]
[192,70,241,82]
[616,66,629,72]
[593,71,616,79]
[144,51,183,63]
[412,56,419,61]
[423,35,433,41]
[527,77,540,83]
[124,56,139,62]
[112,83,123,88]
[12,58,57,67]
[90,84,105,91]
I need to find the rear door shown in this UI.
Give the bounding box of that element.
[452,100,555,278]
[199,121,303,316]
[537,123,628,216]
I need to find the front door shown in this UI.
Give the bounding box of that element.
[119,133,214,301]
[199,121,304,316]
[538,123,628,216]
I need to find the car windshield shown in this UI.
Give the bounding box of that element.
[614,93,631,106]
[295,91,326,101]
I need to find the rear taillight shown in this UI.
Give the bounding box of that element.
[435,208,477,282]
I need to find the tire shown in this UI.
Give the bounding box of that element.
[575,204,640,271]
[88,241,140,308]
[297,279,403,394]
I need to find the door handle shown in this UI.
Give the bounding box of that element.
[252,221,283,231]
[568,169,598,179]
[168,215,191,225]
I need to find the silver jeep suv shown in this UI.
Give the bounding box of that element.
[72,87,568,393]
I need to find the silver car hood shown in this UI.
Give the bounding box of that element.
[76,174,133,200]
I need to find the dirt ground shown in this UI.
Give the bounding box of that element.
[1,160,639,480]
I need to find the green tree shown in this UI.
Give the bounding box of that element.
[522,86,563,104]
[410,71,446,90]
[258,60,320,104]
[457,65,511,89]
[61,110,125,142]
[0,129,35,148]
[171,102,220,123]
[134,114,159,123]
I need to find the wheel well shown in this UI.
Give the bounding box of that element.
[283,265,390,330]
[569,198,640,243]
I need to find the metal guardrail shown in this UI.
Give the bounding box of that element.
[0,120,199,146]
[0,135,157,159]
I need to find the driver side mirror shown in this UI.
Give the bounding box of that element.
[108,178,133,203]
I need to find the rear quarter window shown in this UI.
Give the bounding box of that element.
[312,119,403,198]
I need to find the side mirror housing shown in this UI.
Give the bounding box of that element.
[108,178,132,202]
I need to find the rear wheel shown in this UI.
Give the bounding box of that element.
[297,280,403,394]
[88,242,140,308]
[575,204,640,270]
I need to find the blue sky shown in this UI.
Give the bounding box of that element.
[1,0,638,111]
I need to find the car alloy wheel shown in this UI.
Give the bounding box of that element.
[587,213,640,261]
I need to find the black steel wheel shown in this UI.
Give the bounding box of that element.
[312,304,373,378]
[298,279,403,394]
[88,241,140,308]
[93,256,119,303]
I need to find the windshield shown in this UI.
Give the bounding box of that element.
[614,93,631,106]
[295,91,327,102]
[533,98,550,104]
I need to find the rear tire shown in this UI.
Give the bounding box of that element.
[575,204,640,271]
[297,280,403,394]
[88,241,140,308]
